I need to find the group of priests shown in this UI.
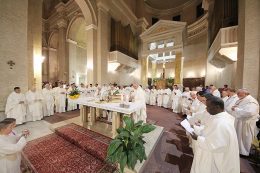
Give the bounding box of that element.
[146,85,259,156]
[144,84,259,172]
[5,82,148,125]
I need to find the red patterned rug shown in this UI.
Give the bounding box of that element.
[22,123,116,173]
[43,110,79,124]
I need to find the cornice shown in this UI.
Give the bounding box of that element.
[187,13,208,41]
[144,0,198,17]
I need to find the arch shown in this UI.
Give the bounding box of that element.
[74,0,97,26]
[48,31,59,49]
[66,15,86,41]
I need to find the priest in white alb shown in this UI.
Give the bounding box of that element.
[231,88,259,156]
[25,86,44,121]
[55,83,66,113]
[145,87,150,104]
[149,85,157,106]
[210,85,221,97]
[162,87,172,108]
[5,87,27,125]
[132,83,147,123]
[171,85,182,113]
[42,84,55,117]
[0,118,30,173]
[190,96,240,173]
[182,87,191,114]
[224,88,239,115]
[157,89,163,107]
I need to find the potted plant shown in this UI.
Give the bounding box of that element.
[106,116,156,173]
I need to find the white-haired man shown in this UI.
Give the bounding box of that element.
[42,84,55,117]
[231,89,259,156]
[210,85,221,98]
[132,83,147,123]
[172,85,182,113]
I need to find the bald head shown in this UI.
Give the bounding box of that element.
[190,91,197,99]
[237,88,250,99]
[132,83,139,90]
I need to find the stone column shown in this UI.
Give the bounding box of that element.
[42,47,49,82]
[141,56,149,86]
[97,3,110,84]
[174,52,184,85]
[28,0,42,90]
[236,0,260,100]
[57,18,68,82]
[86,25,97,84]
[151,60,157,82]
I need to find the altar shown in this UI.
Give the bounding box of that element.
[76,97,143,138]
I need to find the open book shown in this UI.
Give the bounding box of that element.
[180,119,194,134]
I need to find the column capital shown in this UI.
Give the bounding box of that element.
[57,18,67,28]
[85,24,97,31]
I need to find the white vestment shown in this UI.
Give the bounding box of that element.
[42,88,54,116]
[149,89,157,106]
[25,90,44,121]
[212,89,221,97]
[181,91,191,114]
[157,90,163,107]
[162,89,172,108]
[232,95,260,156]
[222,96,229,103]
[171,89,182,113]
[145,89,150,104]
[225,94,239,115]
[189,98,205,116]
[191,112,240,173]
[133,86,147,123]
[55,87,66,113]
[0,134,27,173]
[5,92,26,125]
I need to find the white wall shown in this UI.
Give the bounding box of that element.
[68,42,87,85]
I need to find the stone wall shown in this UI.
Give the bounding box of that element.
[0,0,29,119]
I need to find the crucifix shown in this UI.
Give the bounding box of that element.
[7,60,15,69]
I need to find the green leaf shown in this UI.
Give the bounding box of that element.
[141,124,156,133]
[134,144,146,162]
[134,120,143,128]
[127,150,138,170]
[107,139,122,156]
[119,152,127,173]
[123,116,134,131]
[116,127,124,134]
[119,129,130,138]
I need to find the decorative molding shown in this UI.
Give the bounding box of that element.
[140,20,186,41]
[85,24,97,31]
[57,18,67,28]
[187,13,208,41]
[66,38,77,45]
[144,0,198,17]
[137,17,149,30]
